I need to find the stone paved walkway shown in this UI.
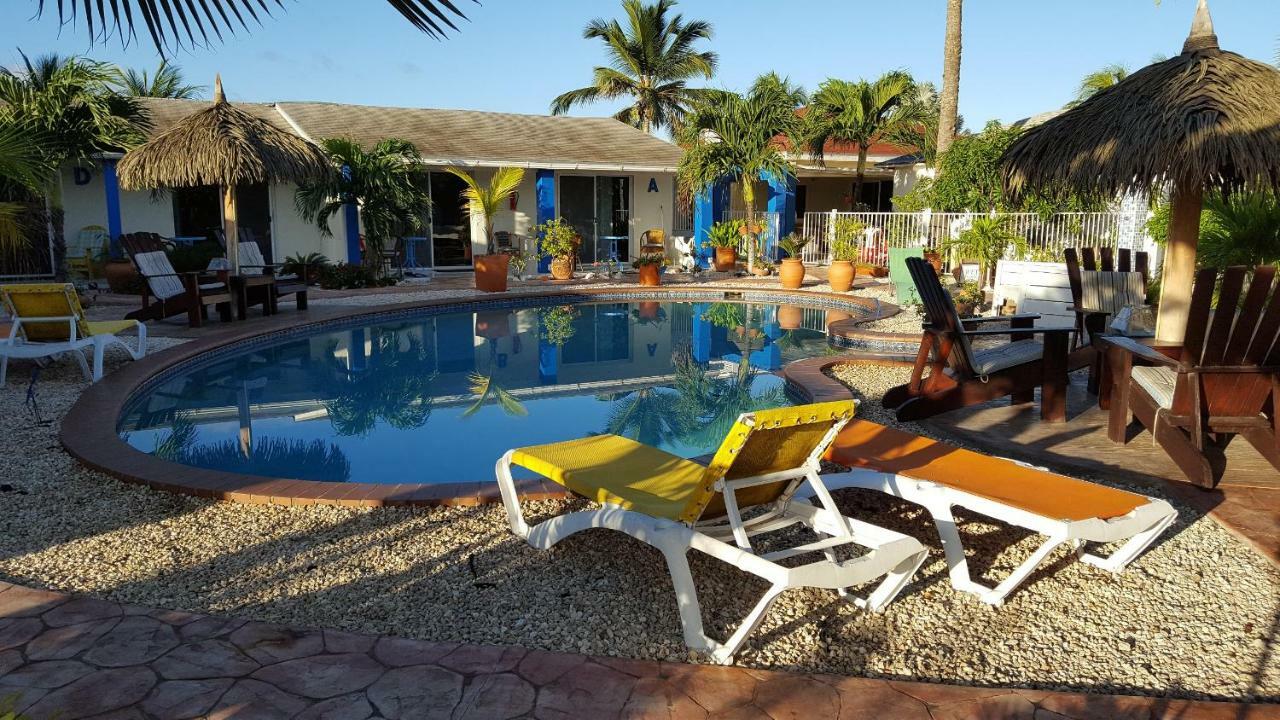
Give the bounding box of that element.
[1,580,1275,719]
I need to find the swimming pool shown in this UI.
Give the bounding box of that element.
[118,297,866,484]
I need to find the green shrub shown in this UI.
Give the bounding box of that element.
[282,252,330,283]
[705,220,745,248]
[535,218,577,260]
[317,262,397,290]
[829,218,865,262]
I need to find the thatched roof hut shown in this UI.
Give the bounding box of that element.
[118,77,331,272]
[1001,0,1280,342]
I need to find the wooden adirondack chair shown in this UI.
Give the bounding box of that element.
[883,256,1075,422]
[1065,247,1150,351]
[1106,265,1280,488]
[121,232,233,328]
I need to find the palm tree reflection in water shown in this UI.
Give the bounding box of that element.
[322,327,439,437]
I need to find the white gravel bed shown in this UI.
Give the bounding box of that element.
[0,297,1278,703]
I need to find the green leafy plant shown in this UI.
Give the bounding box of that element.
[830,217,866,262]
[540,305,580,346]
[536,217,577,260]
[506,249,533,278]
[953,281,984,309]
[167,240,224,274]
[705,219,744,248]
[778,232,809,258]
[631,252,666,268]
[446,166,525,255]
[941,216,1027,287]
[317,262,396,290]
[282,252,330,282]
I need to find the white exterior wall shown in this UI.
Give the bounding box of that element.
[630,171,674,241]
[60,164,176,245]
[268,181,344,262]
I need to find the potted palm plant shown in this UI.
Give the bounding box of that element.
[446,166,525,292]
[537,218,577,280]
[941,216,1028,290]
[632,252,666,286]
[706,220,742,272]
[778,232,809,289]
[828,217,864,291]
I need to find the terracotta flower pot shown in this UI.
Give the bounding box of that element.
[778,304,802,330]
[923,251,943,275]
[714,247,737,272]
[103,259,139,294]
[828,260,856,292]
[474,254,510,293]
[825,309,852,328]
[778,258,805,289]
[638,265,661,286]
[550,256,574,280]
[475,310,512,340]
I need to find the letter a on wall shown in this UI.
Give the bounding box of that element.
[647,178,659,193]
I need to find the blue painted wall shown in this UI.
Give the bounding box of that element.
[535,170,555,273]
[102,159,123,258]
[693,180,731,269]
[342,165,361,263]
[767,171,797,259]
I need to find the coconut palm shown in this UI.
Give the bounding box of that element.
[444,167,524,256]
[677,73,804,273]
[804,71,923,208]
[604,387,688,446]
[116,60,203,99]
[551,0,717,134]
[885,81,962,168]
[1197,191,1280,269]
[295,137,431,265]
[35,1,473,53]
[1070,63,1130,106]
[153,418,351,482]
[0,120,56,252]
[937,0,963,157]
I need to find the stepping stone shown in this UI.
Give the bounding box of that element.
[0,618,43,652]
[367,665,464,719]
[931,694,1037,720]
[0,585,68,618]
[154,639,260,680]
[824,677,931,720]
[25,618,120,661]
[207,678,309,720]
[24,666,156,720]
[179,616,248,642]
[141,678,235,719]
[83,616,180,667]
[372,636,458,667]
[515,649,587,686]
[251,653,385,699]
[453,672,535,720]
[322,629,376,655]
[229,622,325,664]
[535,661,636,720]
[663,664,755,714]
[0,649,22,676]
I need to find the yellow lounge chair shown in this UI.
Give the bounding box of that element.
[0,283,147,386]
[495,400,927,664]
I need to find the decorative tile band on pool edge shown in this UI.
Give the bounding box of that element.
[64,287,898,509]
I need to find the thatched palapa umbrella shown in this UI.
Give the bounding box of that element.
[117,76,331,273]
[1003,0,1280,343]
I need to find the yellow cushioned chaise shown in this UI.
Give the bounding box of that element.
[495,400,928,664]
[0,283,147,385]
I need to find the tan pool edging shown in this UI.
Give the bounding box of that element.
[62,286,897,508]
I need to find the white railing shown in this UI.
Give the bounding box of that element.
[727,211,781,255]
[799,210,1152,266]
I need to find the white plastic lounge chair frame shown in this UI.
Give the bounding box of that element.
[819,465,1176,606]
[495,404,928,664]
[0,284,147,386]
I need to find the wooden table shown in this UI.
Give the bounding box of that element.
[230,274,276,321]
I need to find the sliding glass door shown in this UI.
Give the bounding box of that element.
[558,175,631,266]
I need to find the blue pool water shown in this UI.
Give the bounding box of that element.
[118,299,860,484]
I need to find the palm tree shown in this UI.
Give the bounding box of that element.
[804,71,922,208]
[444,167,524,256]
[886,81,960,168]
[677,73,804,273]
[1071,64,1130,106]
[295,137,432,265]
[937,0,962,158]
[0,120,56,252]
[116,60,203,99]
[551,0,716,135]
[36,1,473,53]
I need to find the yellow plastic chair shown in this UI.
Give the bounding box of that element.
[0,283,147,386]
[495,400,927,664]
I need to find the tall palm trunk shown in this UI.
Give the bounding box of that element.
[742,182,757,273]
[937,0,963,159]
[853,148,869,210]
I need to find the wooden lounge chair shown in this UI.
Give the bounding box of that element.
[1065,247,1150,354]
[883,256,1074,422]
[495,400,927,664]
[1107,265,1280,488]
[121,232,233,328]
[0,283,147,385]
[822,419,1176,605]
[237,240,309,312]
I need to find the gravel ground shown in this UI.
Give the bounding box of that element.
[1,289,1278,702]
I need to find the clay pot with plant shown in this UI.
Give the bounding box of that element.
[777,232,809,289]
[446,166,525,293]
[632,252,665,286]
[537,217,578,280]
[828,235,861,292]
[923,248,943,275]
[706,220,743,272]
[952,281,984,317]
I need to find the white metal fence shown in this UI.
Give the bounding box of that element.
[799,210,1152,266]
[727,211,781,255]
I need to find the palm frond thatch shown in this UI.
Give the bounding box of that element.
[117,78,330,190]
[42,0,474,54]
[1003,2,1280,199]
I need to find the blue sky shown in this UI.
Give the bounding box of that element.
[1,0,1276,128]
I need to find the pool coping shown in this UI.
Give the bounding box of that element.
[62,286,898,508]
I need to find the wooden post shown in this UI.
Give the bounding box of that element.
[223,185,239,275]
[1154,182,1203,344]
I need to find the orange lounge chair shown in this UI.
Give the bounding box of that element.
[820,420,1176,605]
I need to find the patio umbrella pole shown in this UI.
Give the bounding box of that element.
[1155,182,1203,344]
[223,185,240,275]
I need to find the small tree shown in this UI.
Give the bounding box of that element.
[445,167,525,256]
[941,216,1027,288]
